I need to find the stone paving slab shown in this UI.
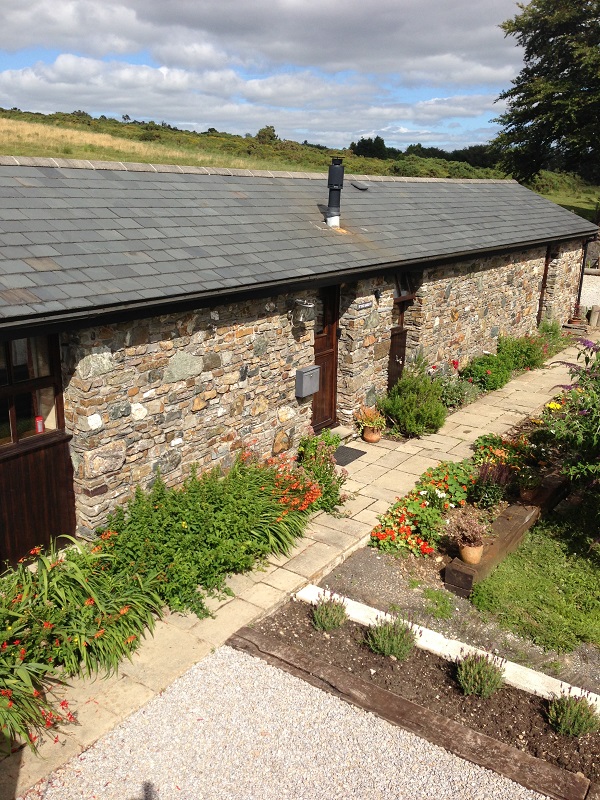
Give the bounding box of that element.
[120,620,214,690]
[370,469,418,495]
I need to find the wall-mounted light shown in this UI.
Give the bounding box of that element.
[373,288,382,302]
[288,298,314,326]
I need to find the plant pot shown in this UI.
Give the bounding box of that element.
[362,426,382,443]
[519,486,540,504]
[458,544,484,565]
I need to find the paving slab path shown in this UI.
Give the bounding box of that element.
[2,342,586,800]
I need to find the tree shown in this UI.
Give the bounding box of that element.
[256,125,278,144]
[350,136,388,159]
[493,0,600,182]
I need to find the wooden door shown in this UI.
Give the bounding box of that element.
[0,434,76,565]
[0,335,75,565]
[312,286,339,431]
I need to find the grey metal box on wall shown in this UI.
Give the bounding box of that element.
[295,365,321,398]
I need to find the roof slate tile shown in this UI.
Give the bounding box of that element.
[0,162,595,327]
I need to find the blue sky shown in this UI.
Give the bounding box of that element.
[0,0,525,151]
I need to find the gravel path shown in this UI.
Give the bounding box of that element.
[21,647,548,800]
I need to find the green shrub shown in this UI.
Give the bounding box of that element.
[434,370,482,409]
[102,454,321,618]
[538,318,570,354]
[548,693,600,736]
[456,653,505,699]
[460,354,512,391]
[0,538,161,679]
[297,429,347,512]
[312,592,347,631]
[379,365,446,437]
[365,616,416,660]
[497,335,546,371]
[0,537,163,752]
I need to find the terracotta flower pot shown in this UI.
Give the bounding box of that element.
[459,543,484,565]
[362,426,382,443]
[519,486,539,504]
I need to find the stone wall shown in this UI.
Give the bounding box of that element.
[538,239,584,321]
[335,240,585,423]
[60,239,585,530]
[411,247,545,366]
[61,293,315,532]
[337,277,395,425]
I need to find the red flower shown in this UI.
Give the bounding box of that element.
[43,621,54,630]
[451,359,459,370]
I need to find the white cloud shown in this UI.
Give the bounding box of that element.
[0,0,525,149]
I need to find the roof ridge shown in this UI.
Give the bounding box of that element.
[0,155,516,184]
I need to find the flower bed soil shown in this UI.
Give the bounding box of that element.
[253,600,600,783]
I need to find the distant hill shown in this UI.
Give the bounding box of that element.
[0,107,502,178]
[0,108,597,221]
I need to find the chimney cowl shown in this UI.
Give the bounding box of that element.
[327,157,344,227]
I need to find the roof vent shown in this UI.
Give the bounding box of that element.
[327,157,344,228]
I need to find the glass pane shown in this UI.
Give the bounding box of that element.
[0,396,11,445]
[0,344,7,386]
[14,392,36,440]
[11,337,51,382]
[36,386,56,431]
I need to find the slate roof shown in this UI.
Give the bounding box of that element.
[0,157,596,332]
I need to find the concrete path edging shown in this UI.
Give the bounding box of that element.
[296,584,600,713]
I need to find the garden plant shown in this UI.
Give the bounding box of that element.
[548,691,600,737]
[0,440,341,753]
[365,616,416,660]
[455,652,505,699]
[312,592,348,632]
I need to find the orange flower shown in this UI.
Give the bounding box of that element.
[94,629,105,639]
[119,606,130,615]
[84,597,95,606]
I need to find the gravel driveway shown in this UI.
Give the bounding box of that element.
[21,646,547,800]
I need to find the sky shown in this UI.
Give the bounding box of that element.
[0,0,526,151]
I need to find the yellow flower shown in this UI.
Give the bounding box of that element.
[546,402,561,411]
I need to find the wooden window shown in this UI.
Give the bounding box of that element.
[0,335,63,448]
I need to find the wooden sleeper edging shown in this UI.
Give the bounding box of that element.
[444,475,569,598]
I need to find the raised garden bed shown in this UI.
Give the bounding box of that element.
[235,601,600,799]
[444,475,569,598]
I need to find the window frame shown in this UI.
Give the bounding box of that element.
[0,334,64,449]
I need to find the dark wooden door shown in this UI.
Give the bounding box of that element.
[388,298,413,390]
[0,433,75,565]
[312,285,340,431]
